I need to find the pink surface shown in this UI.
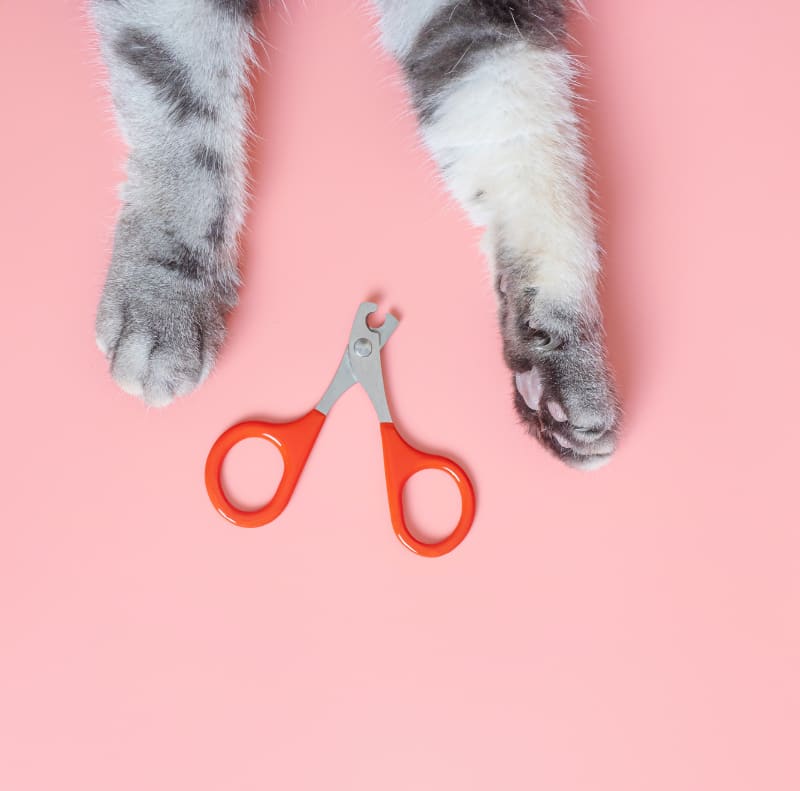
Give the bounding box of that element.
[1,3,798,789]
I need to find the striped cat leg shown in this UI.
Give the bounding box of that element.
[91,0,257,406]
[376,1,619,468]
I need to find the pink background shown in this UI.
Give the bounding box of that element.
[2,2,798,789]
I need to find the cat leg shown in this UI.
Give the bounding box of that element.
[375,1,619,468]
[91,0,257,406]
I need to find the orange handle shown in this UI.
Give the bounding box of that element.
[205,410,326,528]
[379,423,476,557]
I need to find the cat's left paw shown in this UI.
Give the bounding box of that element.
[95,204,239,407]
[96,281,227,408]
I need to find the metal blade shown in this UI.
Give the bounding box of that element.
[314,349,356,416]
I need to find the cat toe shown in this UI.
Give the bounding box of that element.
[513,366,620,469]
[96,290,224,407]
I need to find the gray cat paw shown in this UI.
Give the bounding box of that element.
[95,213,236,407]
[497,276,620,469]
[96,287,226,407]
[512,346,619,470]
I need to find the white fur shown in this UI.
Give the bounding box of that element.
[371,0,449,57]
[418,42,599,315]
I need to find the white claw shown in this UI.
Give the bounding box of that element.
[515,368,544,410]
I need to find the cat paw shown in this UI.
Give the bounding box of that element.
[512,346,619,470]
[95,212,237,407]
[96,286,226,407]
[498,276,620,469]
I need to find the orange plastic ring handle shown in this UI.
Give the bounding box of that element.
[379,423,476,557]
[205,409,326,528]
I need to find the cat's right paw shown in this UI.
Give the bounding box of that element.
[511,342,620,470]
[96,212,237,407]
[497,272,620,469]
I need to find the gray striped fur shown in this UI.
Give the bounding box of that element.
[90,0,619,467]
